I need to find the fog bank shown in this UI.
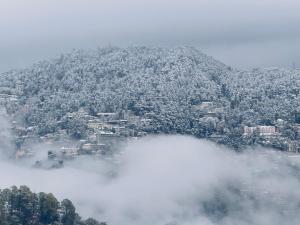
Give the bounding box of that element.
[1,135,300,225]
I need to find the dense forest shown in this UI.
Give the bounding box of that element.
[1,46,300,148]
[0,186,104,225]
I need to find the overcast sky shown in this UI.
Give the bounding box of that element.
[1,0,300,72]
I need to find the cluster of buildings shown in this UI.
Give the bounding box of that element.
[1,90,299,166]
[192,101,300,153]
[193,101,226,135]
[243,125,278,136]
[243,123,300,152]
[12,107,152,166]
[0,93,18,105]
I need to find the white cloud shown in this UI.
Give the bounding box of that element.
[1,135,300,225]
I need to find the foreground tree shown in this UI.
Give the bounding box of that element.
[0,186,104,225]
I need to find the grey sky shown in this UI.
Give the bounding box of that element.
[1,0,300,72]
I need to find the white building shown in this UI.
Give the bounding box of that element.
[257,126,277,136]
[243,126,257,136]
[243,125,277,136]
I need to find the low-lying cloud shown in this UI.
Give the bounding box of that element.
[1,135,300,225]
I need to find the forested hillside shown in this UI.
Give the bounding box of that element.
[0,47,231,135]
[1,46,300,149]
[223,68,300,125]
[0,186,104,225]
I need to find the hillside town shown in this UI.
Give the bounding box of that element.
[0,90,153,168]
[1,84,300,169]
[12,107,152,168]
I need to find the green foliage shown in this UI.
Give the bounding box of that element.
[61,199,76,225]
[0,186,103,225]
[38,192,60,224]
[84,218,106,225]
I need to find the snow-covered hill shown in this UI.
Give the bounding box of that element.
[1,46,300,148]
